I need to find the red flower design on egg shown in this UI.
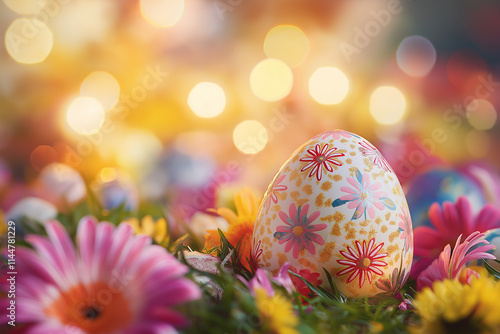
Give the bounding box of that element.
[299,143,344,181]
[289,266,323,296]
[337,238,388,288]
[264,174,287,212]
[358,140,393,173]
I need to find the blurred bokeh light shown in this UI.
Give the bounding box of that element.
[3,0,43,15]
[80,71,120,111]
[66,97,105,135]
[263,25,309,67]
[309,67,349,105]
[233,120,268,154]
[5,18,53,64]
[188,82,226,118]
[140,0,185,27]
[466,99,497,130]
[369,86,407,125]
[396,36,436,78]
[250,59,293,102]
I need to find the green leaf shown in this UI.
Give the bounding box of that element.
[323,267,347,303]
[483,259,500,280]
[288,270,336,301]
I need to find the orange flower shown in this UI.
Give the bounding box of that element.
[205,188,260,271]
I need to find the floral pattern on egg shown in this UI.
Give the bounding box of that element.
[251,130,413,298]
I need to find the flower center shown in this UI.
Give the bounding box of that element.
[360,258,371,268]
[316,155,326,163]
[360,192,368,201]
[82,306,102,320]
[45,282,133,334]
[292,226,305,236]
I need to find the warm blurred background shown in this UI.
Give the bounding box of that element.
[1,0,500,228]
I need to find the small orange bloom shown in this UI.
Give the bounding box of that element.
[205,188,260,271]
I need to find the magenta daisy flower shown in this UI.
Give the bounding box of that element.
[332,169,396,220]
[337,238,388,288]
[274,203,326,259]
[358,140,393,172]
[412,196,500,278]
[417,231,495,290]
[264,174,288,212]
[300,143,345,181]
[1,217,201,333]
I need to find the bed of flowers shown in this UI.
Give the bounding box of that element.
[1,182,500,334]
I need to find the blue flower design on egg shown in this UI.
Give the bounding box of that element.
[332,169,396,220]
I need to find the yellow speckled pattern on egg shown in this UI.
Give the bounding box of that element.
[251,130,413,298]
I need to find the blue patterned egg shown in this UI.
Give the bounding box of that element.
[405,168,486,228]
[251,130,412,298]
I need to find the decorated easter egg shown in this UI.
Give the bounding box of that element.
[405,168,486,228]
[251,130,412,298]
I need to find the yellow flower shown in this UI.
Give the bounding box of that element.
[205,188,260,271]
[369,321,384,333]
[124,215,169,245]
[254,288,299,334]
[412,276,500,334]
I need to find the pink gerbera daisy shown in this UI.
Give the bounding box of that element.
[412,196,500,278]
[417,231,495,290]
[1,217,200,334]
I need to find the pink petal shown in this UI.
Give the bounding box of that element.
[16,248,55,285]
[113,235,151,279]
[25,235,68,289]
[367,206,375,219]
[76,216,97,276]
[347,201,361,209]
[306,211,321,225]
[105,222,133,271]
[475,203,500,232]
[45,221,78,285]
[92,222,115,281]
[288,203,298,220]
[339,194,357,201]
[347,177,361,191]
[279,211,293,226]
